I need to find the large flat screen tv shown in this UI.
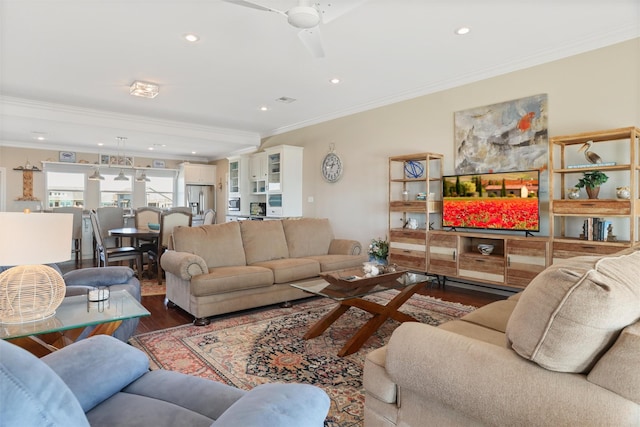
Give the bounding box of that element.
[442,170,540,232]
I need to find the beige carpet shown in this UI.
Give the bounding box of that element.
[130,292,476,426]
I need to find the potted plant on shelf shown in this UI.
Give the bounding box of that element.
[575,170,609,199]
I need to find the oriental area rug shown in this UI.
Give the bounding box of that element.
[140,279,166,296]
[129,292,476,427]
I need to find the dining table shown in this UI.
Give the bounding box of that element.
[108,227,159,242]
[108,227,159,277]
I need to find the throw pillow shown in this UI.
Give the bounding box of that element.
[505,247,640,373]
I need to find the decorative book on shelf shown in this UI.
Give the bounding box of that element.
[581,218,612,241]
[567,162,617,169]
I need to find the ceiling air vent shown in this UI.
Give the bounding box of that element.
[275,96,297,104]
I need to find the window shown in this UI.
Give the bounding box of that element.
[100,170,133,208]
[145,174,174,208]
[46,171,85,208]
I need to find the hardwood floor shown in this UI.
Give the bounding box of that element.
[59,260,508,334]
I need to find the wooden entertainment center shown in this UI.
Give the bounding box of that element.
[388,126,639,291]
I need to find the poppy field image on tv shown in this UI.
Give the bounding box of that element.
[442,170,540,231]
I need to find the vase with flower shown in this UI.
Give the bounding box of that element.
[368,237,389,265]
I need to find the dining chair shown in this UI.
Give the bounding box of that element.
[148,210,192,285]
[134,206,163,273]
[202,208,216,225]
[94,207,124,260]
[169,206,193,215]
[134,206,162,229]
[53,206,83,266]
[90,210,143,273]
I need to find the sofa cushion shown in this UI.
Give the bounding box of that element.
[173,222,247,268]
[191,266,274,296]
[253,258,320,284]
[459,299,517,334]
[304,254,369,272]
[282,218,333,258]
[240,220,289,265]
[587,321,640,404]
[42,335,150,412]
[506,247,640,373]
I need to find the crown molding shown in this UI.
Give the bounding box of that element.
[0,96,261,147]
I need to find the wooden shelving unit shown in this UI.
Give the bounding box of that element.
[549,126,640,261]
[388,152,443,272]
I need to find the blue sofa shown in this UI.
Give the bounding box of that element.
[0,335,330,426]
[62,266,141,342]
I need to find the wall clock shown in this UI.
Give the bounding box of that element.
[321,146,343,183]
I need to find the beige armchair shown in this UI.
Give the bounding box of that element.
[364,247,640,426]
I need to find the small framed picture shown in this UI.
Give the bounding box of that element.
[100,154,134,166]
[59,151,76,163]
[152,160,165,168]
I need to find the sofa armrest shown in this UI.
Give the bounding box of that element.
[42,335,150,413]
[211,383,330,427]
[328,239,363,256]
[384,322,639,426]
[160,250,208,280]
[63,266,135,287]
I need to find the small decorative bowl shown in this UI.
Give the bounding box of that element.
[148,223,160,231]
[477,244,494,255]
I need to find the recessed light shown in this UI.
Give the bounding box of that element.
[32,132,46,141]
[455,27,471,35]
[148,147,154,151]
[184,33,200,42]
[97,142,104,146]
[130,81,159,98]
[329,78,341,84]
[191,151,197,155]
[259,106,270,111]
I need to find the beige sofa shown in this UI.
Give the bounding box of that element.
[364,246,640,426]
[161,218,368,325]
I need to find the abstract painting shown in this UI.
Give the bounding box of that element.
[454,94,548,174]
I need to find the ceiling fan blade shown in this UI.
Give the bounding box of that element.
[222,0,287,16]
[298,27,325,58]
[315,0,368,24]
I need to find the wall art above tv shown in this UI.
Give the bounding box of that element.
[442,169,540,233]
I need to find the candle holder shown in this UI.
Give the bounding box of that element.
[87,286,109,302]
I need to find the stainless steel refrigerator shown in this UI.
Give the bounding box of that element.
[184,184,215,223]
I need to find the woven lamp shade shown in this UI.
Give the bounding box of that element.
[0,212,72,323]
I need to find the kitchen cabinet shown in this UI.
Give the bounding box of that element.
[249,152,268,194]
[181,163,216,185]
[264,145,303,217]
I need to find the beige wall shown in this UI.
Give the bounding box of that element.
[2,38,638,246]
[254,38,640,245]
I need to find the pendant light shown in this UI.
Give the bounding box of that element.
[136,171,150,182]
[114,136,129,181]
[88,167,105,181]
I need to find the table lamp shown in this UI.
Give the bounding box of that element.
[0,212,73,323]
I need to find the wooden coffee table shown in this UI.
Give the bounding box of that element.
[291,268,432,356]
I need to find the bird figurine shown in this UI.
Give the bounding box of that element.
[578,140,602,164]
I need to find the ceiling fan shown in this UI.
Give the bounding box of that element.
[222,0,367,58]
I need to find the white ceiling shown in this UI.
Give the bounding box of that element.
[1,0,638,162]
